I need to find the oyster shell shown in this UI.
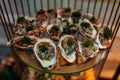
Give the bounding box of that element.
[47,9,57,20]
[34,38,57,68]
[13,16,36,36]
[57,7,71,21]
[58,35,77,63]
[62,21,78,35]
[8,36,38,49]
[87,14,100,25]
[35,9,48,27]
[79,19,97,38]
[78,40,99,58]
[47,24,63,37]
[95,27,112,49]
[71,10,81,23]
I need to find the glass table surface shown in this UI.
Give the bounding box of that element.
[15,48,107,75]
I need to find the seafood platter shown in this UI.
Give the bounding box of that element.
[7,7,112,70]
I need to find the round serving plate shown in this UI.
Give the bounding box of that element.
[16,49,107,74]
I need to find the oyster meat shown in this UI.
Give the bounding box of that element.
[34,38,57,68]
[47,24,62,37]
[58,35,77,63]
[79,19,97,38]
[62,21,78,35]
[96,27,112,49]
[71,10,81,23]
[57,7,71,21]
[36,9,48,27]
[78,40,99,58]
[8,36,38,49]
[47,9,57,20]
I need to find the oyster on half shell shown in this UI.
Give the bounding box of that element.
[58,35,77,63]
[57,7,71,21]
[7,36,38,49]
[95,27,112,49]
[87,14,100,26]
[79,19,97,38]
[78,40,99,58]
[34,38,57,69]
[47,24,63,38]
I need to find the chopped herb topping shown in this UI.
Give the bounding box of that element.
[69,24,76,28]
[65,7,71,13]
[103,27,112,39]
[90,16,95,23]
[26,25,33,32]
[81,22,90,29]
[52,25,60,31]
[37,9,45,14]
[39,45,49,53]
[47,9,54,13]
[72,12,81,17]
[17,17,27,23]
[67,38,73,47]
[66,21,70,27]
[21,36,31,45]
[66,21,76,28]
[83,40,94,47]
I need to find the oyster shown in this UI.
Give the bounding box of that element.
[13,16,37,36]
[71,10,81,23]
[58,35,77,63]
[7,36,38,49]
[34,38,57,68]
[47,9,57,20]
[78,40,99,58]
[13,17,29,35]
[79,19,97,38]
[87,14,100,26]
[96,27,112,49]
[47,24,63,40]
[57,7,71,21]
[36,9,48,27]
[62,21,78,35]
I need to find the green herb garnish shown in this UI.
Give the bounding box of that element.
[21,36,31,45]
[52,25,60,31]
[47,9,54,13]
[26,25,33,32]
[90,16,95,23]
[103,27,112,39]
[83,40,94,47]
[65,7,71,13]
[37,9,45,14]
[66,21,76,28]
[39,45,49,53]
[69,24,76,28]
[72,12,81,17]
[81,22,90,28]
[67,38,73,47]
[17,17,27,23]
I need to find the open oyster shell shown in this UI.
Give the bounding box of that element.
[79,19,97,38]
[47,24,63,36]
[57,7,71,21]
[34,38,57,68]
[13,16,37,36]
[95,27,112,49]
[58,35,77,63]
[7,36,38,49]
[47,9,57,20]
[71,10,81,23]
[78,40,99,58]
